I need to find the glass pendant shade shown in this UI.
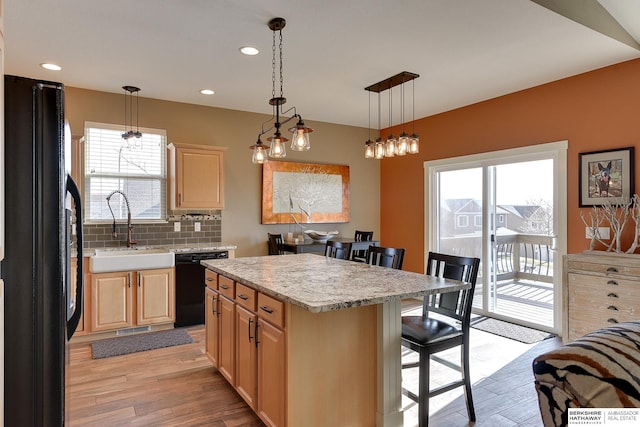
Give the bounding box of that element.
[397,133,409,156]
[364,140,375,159]
[409,134,420,154]
[374,138,385,159]
[291,129,310,151]
[268,136,287,158]
[251,145,269,164]
[385,135,396,157]
[289,119,312,151]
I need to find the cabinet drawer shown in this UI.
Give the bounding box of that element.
[205,269,217,290]
[567,259,640,278]
[257,293,285,329]
[218,275,235,299]
[236,283,257,311]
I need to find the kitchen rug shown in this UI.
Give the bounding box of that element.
[91,328,193,359]
[471,317,553,344]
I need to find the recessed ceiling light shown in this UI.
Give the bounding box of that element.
[240,46,259,56]
[41,63,62,71]
[200,89,215,95]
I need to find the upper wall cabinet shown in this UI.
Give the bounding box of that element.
[168,143,226,210]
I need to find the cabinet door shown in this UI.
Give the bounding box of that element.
[205,287,219,366]
[174,145,225,209]
[257,320,286,427]
[218,295,235,384]
[236,305,258,409]
[91,271,133,332]
[137,268,175,326]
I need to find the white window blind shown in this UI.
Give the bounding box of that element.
[84,122,167,221]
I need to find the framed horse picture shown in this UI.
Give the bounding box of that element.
[579,147,634,207]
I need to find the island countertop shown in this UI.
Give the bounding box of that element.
[201,253,468,313]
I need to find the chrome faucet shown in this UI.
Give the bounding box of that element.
[106,190,137,247]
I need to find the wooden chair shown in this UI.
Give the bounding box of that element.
[401,252,480,427]
[366,245,405,270]
[267,233,284,255]
[352,230,374,262]
[324,240,352,260]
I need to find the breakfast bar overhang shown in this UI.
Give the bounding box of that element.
[202,253,469,427]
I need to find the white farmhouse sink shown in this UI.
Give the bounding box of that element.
[89,247,175,273]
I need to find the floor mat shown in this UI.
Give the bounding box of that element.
[471,317,553,344]
[91,328,193,359]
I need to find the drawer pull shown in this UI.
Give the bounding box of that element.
[220,284,229,290]
[607,292,619,298]
[206,277,214,282]
[606,267,619,273]
[238,294,249,301]
[607,318,619,324]
[607,280,619,286]
[260,305,274,314]
[607,305,619,311]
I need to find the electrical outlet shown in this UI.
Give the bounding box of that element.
[585,226,610,240]
[194,222,201,232]
[174,222,181,232]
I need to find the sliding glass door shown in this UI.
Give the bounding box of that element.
[425,142,567,333]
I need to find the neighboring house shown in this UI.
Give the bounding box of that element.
[499,204,551,235]
[440,198,510,237]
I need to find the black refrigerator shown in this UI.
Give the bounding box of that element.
[3,75,83,426]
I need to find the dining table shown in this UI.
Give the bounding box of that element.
[280,236,380,254]
[202,253,470,426]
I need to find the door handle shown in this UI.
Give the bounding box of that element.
[128,272,131,288]
[211,295,217,315]
[138,272,141,287]
[248,318,254,342]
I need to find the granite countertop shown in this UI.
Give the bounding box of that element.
[201,253,469,313]
[81,243,237,257]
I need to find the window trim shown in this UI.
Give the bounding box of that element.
[83,121,168,224]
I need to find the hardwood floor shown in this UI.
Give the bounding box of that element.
[67,326,263,426]
[68,323,560,426]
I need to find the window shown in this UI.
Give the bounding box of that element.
[474,215,482,227]
[84,122,167,222]
[457,215,469,228]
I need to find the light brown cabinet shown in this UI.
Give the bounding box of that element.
[564,251,640,342]
[257,315,286,427]
[168,143,225,209]
[205,284,219,366]
[89,267,174,333]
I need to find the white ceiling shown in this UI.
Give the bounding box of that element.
[4,0,640,129]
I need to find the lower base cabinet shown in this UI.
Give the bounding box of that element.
[257,319,285,427]
[90,267,174,333]
[206,271,377,427]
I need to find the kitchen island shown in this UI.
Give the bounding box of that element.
[202,253,469,427]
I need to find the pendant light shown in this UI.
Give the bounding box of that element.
[408,78,420,154]
[396,77,409,156]
[364,91,375,158]
[250,17,313,164]
[121,85,142,145]
[385,86,396,157]
[363,71,419,159]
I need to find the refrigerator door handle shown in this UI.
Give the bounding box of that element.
[67,174,84,339]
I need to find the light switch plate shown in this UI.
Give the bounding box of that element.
[194,222,201,232]
[174,222,181,232]
[585,226,610,240]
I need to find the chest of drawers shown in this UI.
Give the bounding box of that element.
[564,251,640,342]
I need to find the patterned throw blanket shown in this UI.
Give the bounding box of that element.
[532,321,640,426]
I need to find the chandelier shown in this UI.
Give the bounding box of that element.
[250,17,313,164]
[364,72,420,159]
[121,85,142,143]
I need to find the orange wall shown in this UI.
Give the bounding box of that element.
[380,58,640,273]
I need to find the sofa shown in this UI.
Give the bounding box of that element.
[532,321,640,426]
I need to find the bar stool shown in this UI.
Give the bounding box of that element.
[324,240,352,260]
[401,252,480,427]
[366,245,405,270]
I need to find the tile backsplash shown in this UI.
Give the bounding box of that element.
[82,210,222,249]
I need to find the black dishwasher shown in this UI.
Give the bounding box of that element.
[174,250,229,327]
